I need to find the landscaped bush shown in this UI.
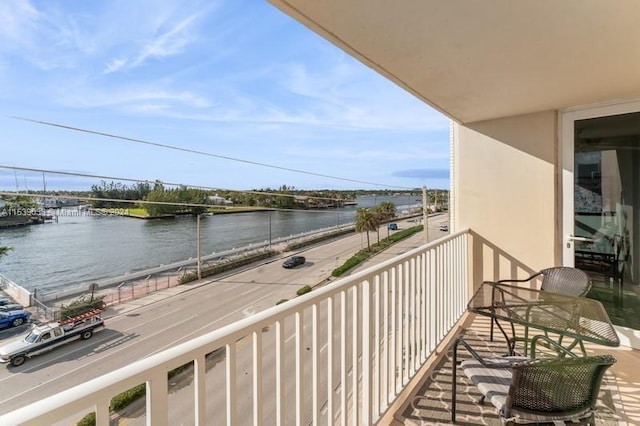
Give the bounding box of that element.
[76,412,96,426]
[296,285,312,296]
[110,384,146,411]
[286,228,354,250]
[276,298,289,305]
[179,250,276,284]
[60,296,106,320]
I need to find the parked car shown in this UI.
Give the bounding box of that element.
[283,256,306,269]
[0,299,22,311]
[440,224,449,232]
[388,223,398,230]
[0,310,31,329]
[0,304,24,312]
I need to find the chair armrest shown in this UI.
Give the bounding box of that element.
[530,334,580,359]
[495,271,543,284]
[453,337,526,368]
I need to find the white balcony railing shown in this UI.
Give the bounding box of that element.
[0,230,470,426]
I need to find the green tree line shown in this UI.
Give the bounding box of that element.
[88,181,209,216]
[88,181,361,213]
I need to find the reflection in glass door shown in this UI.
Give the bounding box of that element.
[573,112,640,330]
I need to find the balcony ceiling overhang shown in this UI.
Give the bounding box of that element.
[269,0,640,124]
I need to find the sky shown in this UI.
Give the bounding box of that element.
[0,0,450,193]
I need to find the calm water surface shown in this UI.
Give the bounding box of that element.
[0,195,416,293]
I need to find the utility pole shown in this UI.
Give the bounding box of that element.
[269,210,272,248]
[422,186,429,241]
[196,214,202,280]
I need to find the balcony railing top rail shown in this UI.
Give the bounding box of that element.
[0,229,471,426]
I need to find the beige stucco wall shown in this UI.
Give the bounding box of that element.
[454,110,558,279]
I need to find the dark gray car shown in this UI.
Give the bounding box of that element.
[283,256,306,268]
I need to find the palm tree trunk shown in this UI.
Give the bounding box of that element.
[366,231,371,250]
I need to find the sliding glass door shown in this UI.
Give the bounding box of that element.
[562,104,640,340]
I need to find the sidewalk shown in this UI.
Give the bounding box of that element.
[102,279,206,319]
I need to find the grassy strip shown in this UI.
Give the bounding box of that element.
[331,225,423,277]
[125,207,148,217]
[286,228,354,250]
[178,250,276,284]
[207,206,271,214]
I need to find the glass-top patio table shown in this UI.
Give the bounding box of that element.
[468,281,620,357]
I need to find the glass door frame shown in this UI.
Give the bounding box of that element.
[559,98,640,348]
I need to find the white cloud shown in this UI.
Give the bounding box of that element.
[103,12,203,74]
[0,0,40,49]
[131,14,200,67]
[104,58,127,74]
[275,60,448,132]
[58,86,211,110]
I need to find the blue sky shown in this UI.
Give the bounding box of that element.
[0,0,450,192]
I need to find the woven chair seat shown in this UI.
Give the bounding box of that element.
[461,356,526,412]
[461,357,599,424]
[452,338,616,425]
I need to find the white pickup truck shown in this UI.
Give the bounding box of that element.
[0,309,105,367]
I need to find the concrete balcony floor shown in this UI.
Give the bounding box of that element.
[394,315,640,425]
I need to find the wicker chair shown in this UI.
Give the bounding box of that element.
[490,267,592,343]
[451,338,616,425]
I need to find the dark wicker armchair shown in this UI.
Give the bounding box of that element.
[498,266,592,297]
[490,267,592,342]
[451,338,616,425]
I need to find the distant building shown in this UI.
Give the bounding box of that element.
[207,194,233,206]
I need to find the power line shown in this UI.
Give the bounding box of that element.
[10,116,414,190]
[0,164,358,202]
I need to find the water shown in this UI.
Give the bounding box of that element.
[0,195,417,293]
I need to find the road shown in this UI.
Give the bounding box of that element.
[0,213,449,422]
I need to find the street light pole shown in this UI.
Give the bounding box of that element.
[269,210,272,248]
[196,214,202,280]
[422,186,429,241]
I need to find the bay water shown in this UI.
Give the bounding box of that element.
[0,195,417,293]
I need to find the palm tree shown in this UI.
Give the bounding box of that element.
[375,201,397,238]
[355,208,379,250]
[0,246,12,259]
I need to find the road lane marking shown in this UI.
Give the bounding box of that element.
[145,291,275,356]
[0,313,201,405]
[106,306,183,332]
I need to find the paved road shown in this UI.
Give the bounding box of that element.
[118,215,450,426]
[0,213,449,421]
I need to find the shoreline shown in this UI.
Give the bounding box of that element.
[83,206,274,219]
[36,215,429,321]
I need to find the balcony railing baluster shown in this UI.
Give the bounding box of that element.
[0,230,471,426]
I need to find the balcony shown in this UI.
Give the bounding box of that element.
[1,230,638,425]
